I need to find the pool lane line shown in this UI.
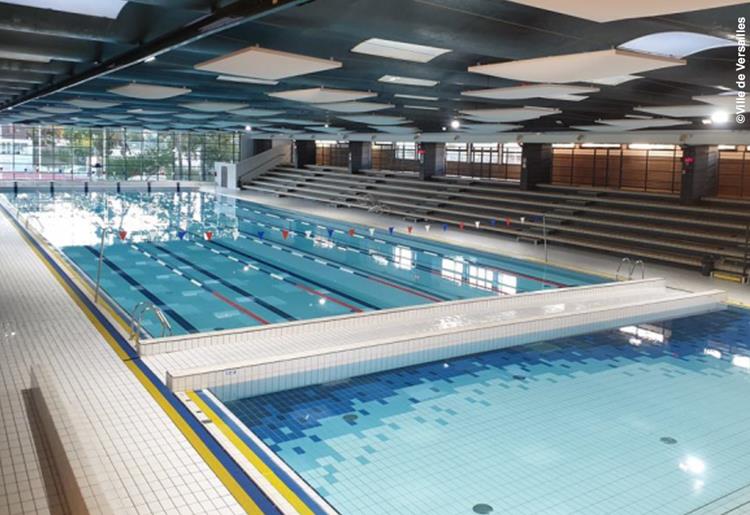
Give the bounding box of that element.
[231,226,449,303]
[246,223,530,297]
[186,232,379,311]
[148,243,300,322]
[237,205,570,288]
[83,245,200,334]
[1,207,282,514]
[189,391,331,515]
[128,242,274,326]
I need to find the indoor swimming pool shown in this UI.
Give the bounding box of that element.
[1,190,599,336]
[225,307,750,515]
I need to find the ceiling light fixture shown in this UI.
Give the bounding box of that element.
[245,125,252,131]
[450,119,461,129]
[711,110,729,123]
[144,56,156,63]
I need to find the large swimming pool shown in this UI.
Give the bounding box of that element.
[225,307,750,515]
[2,190,599,336]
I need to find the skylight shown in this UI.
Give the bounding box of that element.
[352,38,451,63]
[379,75,439,87]
[195,47,342,81]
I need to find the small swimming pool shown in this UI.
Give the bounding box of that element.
[224,307,750,515]
[2,190,600,336]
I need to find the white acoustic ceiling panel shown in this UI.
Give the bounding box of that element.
[340,115,409,125]
[619,32,735,58]
[634,104,720,117]
[461,123,523,132]
[18,111,53,118]
[394,93,438,101]
[378,75,439,87]
[505,0,746,22]
[571,125,631,132]
[305,126,349,134]
[180,101,249,112]
[588,75,641,86]
[230,108,284,117]
[459,107,560,122]
[109,83,191,100]
[39,106,81,114]
[138,117,167,123]
[66,99,121,109]
[317,101,393,113]
[3,0,127,18]
[596,118,691,129]
[268,87,376,104]
[217,75,278,86]
[403,105,439,111]
[96,113,132,120]
[462,84,599,101]
[263,118,319,126]
[693,93,744,111]
[127,108,174,115]
[351,38,451,63]
[370,125,418,134]
[468,49,684,83]
[175,113,216,120]
[195,47,342,80]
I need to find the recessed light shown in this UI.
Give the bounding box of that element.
[394,93,438,101]
[144,56,156,63]
[217,75,279,86]
[379,75,438,87]
[352,38,451,63]
[711,110,729,123]
[245,125,252,131]
[450,119,461,129]
[702,118,712,125]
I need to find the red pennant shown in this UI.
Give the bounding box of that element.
[205,231,213,241]
[505,217,511,227]
[459,222,465,230]
[348,228,355,237]
[282,229,289,240]
[407,226,413,234]
[118,230,127,241]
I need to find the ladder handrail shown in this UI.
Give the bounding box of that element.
[93,226,113,303]
[130,301,172,343]
[630,259,646,280]
[24,214,44,233]
[615,257,632,281]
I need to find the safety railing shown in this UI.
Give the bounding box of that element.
[615,257,632,281]
[93,227,113,303]
[130,301,172,343]
[631,259,646,280]
[616,257,646,280]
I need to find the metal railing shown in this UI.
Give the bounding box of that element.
[616,257,646,280]
[24,214,44,233]
[93,227,113,303]
[129,301,172,343]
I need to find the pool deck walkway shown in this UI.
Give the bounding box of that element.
[0,210,246,514]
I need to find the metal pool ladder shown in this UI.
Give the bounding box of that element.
[616,257,646,280]
[130,301,172,343]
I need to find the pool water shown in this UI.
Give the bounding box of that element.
[225,307,750,515]
[3,190,600,336]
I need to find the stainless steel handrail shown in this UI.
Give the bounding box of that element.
[631,259,646,280]
[130,301,172,343]
[93,227,113,303]
[615,257,632,281]
[24,214,44,233]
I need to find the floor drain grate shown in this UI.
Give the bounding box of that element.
[473,504,493,514]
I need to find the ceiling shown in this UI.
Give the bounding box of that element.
[0,0,747,140]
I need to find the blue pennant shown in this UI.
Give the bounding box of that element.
[388,227,394,235]
[327,228,334,238]
[258,230,265,240]
[177,230,186,240]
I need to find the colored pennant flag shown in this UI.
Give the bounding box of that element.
[459,222,465,231]
[177,230,186,240]
[407,226,413,234]
[204,231,213,241]
[474,221,480,229]
[327,228,334,238]
[388,227,395,235]
[304,230,312,238]
[282,229,289,240]
[425,224,431,232]
[369,228,375,236]
[505,216,511,227]
[490,218,497,227]
[118,230,127,241]
[258,230,265,240]
[520,216,526,223]
[442,223,448,231]
[348,228,355,237]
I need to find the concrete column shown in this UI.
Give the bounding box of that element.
[520,143,553,190]
[294,140,316,168]
[680,145,719,203]
[419,143,446,180]
[348,141,372,173]
[239,134,272,160]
